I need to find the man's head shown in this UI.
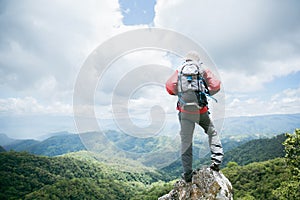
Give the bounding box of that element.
[185,51,200,63]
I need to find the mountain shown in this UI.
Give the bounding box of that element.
[0,133,40,152]
[0,146,5,152]
[221,133,286,167]
[4,139,39,151]
[3,112,299,169]
[4,128,284,172]
[161,133,288,178]
[220,113,300,139]
[1,113,299,141]
[36,131,73,141]
[3,130,181,168]
[222,158,296,199]
[1,129,298,199]
[0,151,170,200]
[4,129,247,171]
[0,133,17,146]
[1,149,298,199]
[4,132,86,156]
[27,133,85,156]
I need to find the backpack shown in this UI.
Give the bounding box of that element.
[177,61,209,111]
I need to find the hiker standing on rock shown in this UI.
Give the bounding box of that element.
[165,51,224,182]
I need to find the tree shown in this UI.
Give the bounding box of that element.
[273,129,300,199]
[226,161,238,168]
[283,128,300,177]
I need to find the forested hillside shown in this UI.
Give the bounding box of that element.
[222,158,293,199]
[1,151,298,199]
[221,133,286,167]
[223,129,300,199]
[161,133,287,178]
[1,129,298,199]
[0,151,171,200]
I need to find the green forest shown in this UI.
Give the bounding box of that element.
[0,129,299,199]
[0,151,173,200]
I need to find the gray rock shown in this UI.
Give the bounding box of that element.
[158,167,233,200]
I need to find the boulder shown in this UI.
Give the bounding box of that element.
[158,167,233,200]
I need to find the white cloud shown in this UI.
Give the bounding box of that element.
[0,97,72,116]
[94,50,178,120]
[95,50,173,101]
[0,0,123,96]
[220,56,300,93]
[225,87,300,117]
[154,0,280,50]
[0,0,136,117]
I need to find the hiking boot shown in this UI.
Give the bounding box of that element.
[210,163,220,172]
[181,171,192,182]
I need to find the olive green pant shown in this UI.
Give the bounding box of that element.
[178,111,223,174]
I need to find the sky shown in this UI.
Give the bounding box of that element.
[0,0,300,139]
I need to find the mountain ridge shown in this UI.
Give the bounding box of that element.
[220,113,300,138]
[161,133,288,178]
[1,113,299,140]
[4,133,86,156]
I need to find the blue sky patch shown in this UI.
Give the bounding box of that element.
[266,71,300,92]
[119,0,156,25]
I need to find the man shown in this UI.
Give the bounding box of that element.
[166,51,224,182]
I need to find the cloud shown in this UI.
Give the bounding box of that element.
[219,57,300,93]
[95,50,173,99]
[225,87,300,117]
[154,0,300,92]
[94,50,177,120]
[0,0,164,121]
[0,96,72,116]
[0,0,133,120]
[1,0,299,137]
[0,0,123,94]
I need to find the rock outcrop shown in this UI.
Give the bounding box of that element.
[158,167,233,200]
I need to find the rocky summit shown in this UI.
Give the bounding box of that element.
[158,167,233,200]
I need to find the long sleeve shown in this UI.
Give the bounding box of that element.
[203,69,221,96]
[165,70,178,95]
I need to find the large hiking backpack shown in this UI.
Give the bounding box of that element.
[177,61,209,111]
